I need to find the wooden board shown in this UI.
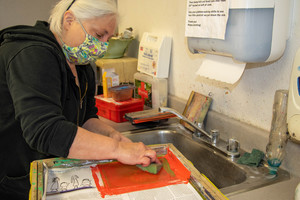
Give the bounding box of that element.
[29,144,227,200]
[181,91,212,132]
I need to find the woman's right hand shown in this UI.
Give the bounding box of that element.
[68,127,160,166]
[115,141,159,167]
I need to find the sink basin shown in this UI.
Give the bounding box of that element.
[122,123,290,196]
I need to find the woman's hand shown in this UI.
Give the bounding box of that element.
[69,127,158,167]
[74,118,159,166]
[115,141,158,167]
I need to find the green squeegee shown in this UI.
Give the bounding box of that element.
[136,162,163,174]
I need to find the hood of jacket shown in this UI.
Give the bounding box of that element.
[0,20,62,54]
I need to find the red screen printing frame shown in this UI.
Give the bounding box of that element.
[91,148,191,198]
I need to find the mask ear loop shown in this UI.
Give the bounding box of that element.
[59,19,88,47]
[77,19,89,36]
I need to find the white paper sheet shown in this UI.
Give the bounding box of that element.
[46,165,99,198]
[46,183,203,200]
[45,166,203,200]
[185,0,230,39]
[197,54,246,84]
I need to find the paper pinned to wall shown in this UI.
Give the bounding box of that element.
[196,54,246,84]
[185,0,230,39]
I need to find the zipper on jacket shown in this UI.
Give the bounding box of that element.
[79,82,88,109]
[77,81,88,125]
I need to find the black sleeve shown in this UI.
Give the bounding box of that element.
[6,45,77,157]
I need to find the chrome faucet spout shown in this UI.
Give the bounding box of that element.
[159,107,212,139]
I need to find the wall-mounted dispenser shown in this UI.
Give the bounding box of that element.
[187,0,292,63]
[287,48,300,143]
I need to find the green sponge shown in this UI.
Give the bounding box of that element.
[237,149,265,167]
[136,162,163,174]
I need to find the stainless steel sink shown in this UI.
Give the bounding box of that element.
[122,123,290,196]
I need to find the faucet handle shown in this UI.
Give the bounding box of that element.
[227,138,240,158]
[210,129,220,145]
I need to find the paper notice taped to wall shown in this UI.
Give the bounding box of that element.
[185,0,230,40]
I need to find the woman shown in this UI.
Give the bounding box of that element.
[0,0,158,199]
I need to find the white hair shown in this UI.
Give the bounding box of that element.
[49,0,118,37]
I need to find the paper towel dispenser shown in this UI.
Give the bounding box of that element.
[187,0,292,63]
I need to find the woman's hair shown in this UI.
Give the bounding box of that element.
[49,0,118,37]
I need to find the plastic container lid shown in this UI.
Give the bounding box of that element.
[108,85,135,102]
[109,85,134,92]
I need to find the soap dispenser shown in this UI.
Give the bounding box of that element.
[295,182,300,200]
[287,48,300,143]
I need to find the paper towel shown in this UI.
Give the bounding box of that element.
[196,54,246,84]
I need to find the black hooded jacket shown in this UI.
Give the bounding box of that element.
[0,21,98,198]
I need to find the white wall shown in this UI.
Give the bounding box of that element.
[0,0,58,29]
[118,0,300,132]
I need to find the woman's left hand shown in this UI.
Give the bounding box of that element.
[109,130,132,142]
[82,118,132,142]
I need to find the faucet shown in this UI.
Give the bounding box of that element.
[159,107,240,158]
[159,107,216,143]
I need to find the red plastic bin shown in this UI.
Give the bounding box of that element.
[95,95,144,123]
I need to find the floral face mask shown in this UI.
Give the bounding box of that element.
[61,20,108,65]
